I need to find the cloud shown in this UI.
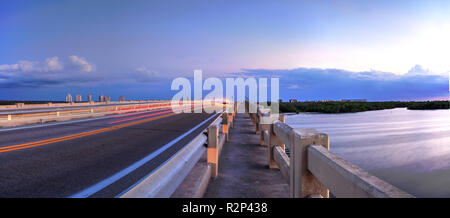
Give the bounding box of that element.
[0,56,164,88]
[68,55,94,73]
[233,67,449,101]
[0,56,97,88]
[132,67,160,82]
[45,57,63,71]
[407,65,432,76]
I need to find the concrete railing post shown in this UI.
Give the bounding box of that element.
[278,114,286,151]
[290,129,330,198]
[259,113,271,146]
[207,125,219,178]
[260,123,269,146]
[268,123,283,169]
[255,113,261,134]
[222,113,229,142]
[279,114,285,123]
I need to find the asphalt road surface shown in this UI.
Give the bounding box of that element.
[0,106,220,197]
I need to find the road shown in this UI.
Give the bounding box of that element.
[0,106,220,197]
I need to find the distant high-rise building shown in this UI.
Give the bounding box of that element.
[75,95,82,102]
[99,95,105,102]
[88,94,93,102]
[66,94,73,102]
[289,99,298,103]
[105,96,111,102]
[120,96,125,102]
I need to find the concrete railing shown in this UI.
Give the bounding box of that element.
[250,103,414,198]
[122,103,238,198]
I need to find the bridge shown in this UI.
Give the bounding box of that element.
[0,100,413,198]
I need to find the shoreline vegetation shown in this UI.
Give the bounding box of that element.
[279,101,449,114]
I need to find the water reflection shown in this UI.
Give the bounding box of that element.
[286,108,450,197]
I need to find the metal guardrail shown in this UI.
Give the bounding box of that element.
[121,131,208,198]
[250,102,414,198]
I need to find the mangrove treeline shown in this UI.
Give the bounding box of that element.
[278,101,449,114]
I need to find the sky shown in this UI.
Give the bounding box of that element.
[0,0,449,101]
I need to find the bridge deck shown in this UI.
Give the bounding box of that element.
[204,112,289,198]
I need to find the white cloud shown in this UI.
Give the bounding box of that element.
[0,56,163,87]
[0,56,97,87]
[45,57,63,71]
[68,55,94,73]
[0,57,63,73]
[132,67,160,82]
[407,64,436,76]
[239,67,449,101]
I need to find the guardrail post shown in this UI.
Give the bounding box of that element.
[7,114,12,120]
[291,129,330,198]
[207,125,219,178]
[222,113,229,141]
[228,112,233,128]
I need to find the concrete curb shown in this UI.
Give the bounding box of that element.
[171,155,212,198]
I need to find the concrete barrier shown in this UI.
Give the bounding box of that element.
[0,102,174,127]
